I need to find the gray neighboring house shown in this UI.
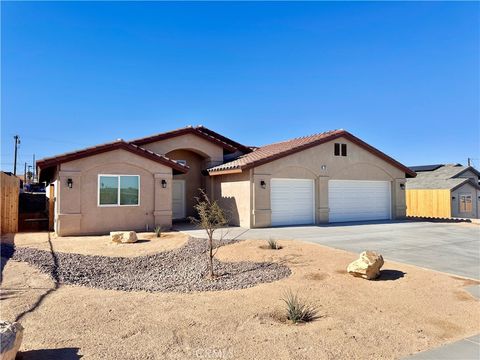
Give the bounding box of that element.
[406,164,480,219]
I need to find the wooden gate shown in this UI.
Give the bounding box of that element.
[0,172,20,234]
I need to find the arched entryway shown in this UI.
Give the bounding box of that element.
[165,149,210,219]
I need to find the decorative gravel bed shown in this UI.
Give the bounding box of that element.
[5,237,291,292]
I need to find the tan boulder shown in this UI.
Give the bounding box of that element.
[110,231,138,244]
[0,320,24,360]
[347,251,384,280]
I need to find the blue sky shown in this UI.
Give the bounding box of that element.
[1,1,479,173]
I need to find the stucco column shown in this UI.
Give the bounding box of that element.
[394,178,406,219]
[317,176,329,223]
[154,173,173,229]
[57,170,82,236]
[252,173,272,227]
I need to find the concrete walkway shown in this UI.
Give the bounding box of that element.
[176,221,480,280]
[405,334,480,359]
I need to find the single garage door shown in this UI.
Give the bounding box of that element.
[328,180,391,223]
[271,178,315,226]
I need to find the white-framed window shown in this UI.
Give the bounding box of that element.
[98,175,140,207]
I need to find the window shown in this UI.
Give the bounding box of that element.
[98,175,139,206]
[334,143,340,156]
[459,194,472,213]
[334,143,347,157]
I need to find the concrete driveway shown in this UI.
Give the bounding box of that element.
[177,221,480,280]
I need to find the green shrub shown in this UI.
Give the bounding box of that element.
[281,290,318,324]
[267,238,280,250]
[154,226,162,238]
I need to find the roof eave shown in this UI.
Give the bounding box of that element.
[130,127,238,153]
[208,168,243,176]
[37,142,189,174]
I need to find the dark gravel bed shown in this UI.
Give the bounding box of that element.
[4,237,291,292]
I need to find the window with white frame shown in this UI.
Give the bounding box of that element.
[98,175,139,206]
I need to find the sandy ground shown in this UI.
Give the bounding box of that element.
[1,231,188,257]
[1,236,479,360]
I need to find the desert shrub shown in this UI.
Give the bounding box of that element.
[267,238,279,250]
[281,290,318,323]
[154,226,162,238]
[190,189,228,278]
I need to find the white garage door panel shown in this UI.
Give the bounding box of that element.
[329,180,391,223]
[271,179,314,226]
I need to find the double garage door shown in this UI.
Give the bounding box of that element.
[270,178,391,226]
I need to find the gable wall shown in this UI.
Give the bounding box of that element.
[451,182,479,219]
[141,133,224,168]
[56,149,173,235]
[250,136,406,226]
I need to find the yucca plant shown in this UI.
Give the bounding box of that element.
[281,289,318,324]
[154,226,162,238]
[267,238,279,250]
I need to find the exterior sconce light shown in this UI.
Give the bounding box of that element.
[67,178,73,189]
[400,183,405,190]
[260,180,266,189]
[321,165,327,171]
[161,179,167,188]
[452,196,456,200]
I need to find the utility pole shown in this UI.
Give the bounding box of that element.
[24,162,27,182]
[32,154,35,182]
[13,135,20,175]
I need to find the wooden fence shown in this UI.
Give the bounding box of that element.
[1,172,20,234]
[406,189,451,218]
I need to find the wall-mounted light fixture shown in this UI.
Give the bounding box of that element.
[67,178,73,189]
[452,196,456,200]
[260,180,266,189]
[321,165,327,171]
[161,179,167,188]
[400,183,405,190]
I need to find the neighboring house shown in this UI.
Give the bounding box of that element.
[406,164,480,219]
[37,126,415,236]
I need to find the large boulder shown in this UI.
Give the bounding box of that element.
[110,231,138,244]
[347,251,384,280]
[0,320,24,360]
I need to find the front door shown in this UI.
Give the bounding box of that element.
[172,180,186,219]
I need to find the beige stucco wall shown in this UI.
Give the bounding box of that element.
[55,149,173,236]
[167,149,206,218]
[213,172,251,228]
[141,133,224,168]
[215,136,407,228]
[451,183,479,219]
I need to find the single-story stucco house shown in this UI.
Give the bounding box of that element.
[37,126,416,236]
[406,164,480,219]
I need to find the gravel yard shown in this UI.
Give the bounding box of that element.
[5,237,291,292]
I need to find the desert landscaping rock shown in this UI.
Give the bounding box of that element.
[6,237,291,292]
[347,250,384,280]
[110,231,138,243]
[0,320,24,360]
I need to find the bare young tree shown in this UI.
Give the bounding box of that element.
[190,189,228,278]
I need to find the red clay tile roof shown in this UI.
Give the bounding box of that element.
[130,125,250,153]
[208,129,416,177]
[36,140,189,173]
